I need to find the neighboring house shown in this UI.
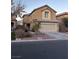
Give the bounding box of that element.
[11,14,23,31]
[17,20,23,25]
[56,12,68,32]
[56,12,68,20]
[23,5,60,32]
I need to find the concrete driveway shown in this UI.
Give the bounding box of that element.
[44,32,68,40]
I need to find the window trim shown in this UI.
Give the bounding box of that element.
[44,11,49,18]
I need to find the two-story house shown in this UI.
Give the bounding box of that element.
[23,5,60,32]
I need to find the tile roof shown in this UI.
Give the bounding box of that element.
[56,12,68,17]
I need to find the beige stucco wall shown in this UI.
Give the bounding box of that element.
[30,9,42,21]
[39,23,59,32]
[23,15,30,23]
[23,6,56,23]
[42,10,51,20]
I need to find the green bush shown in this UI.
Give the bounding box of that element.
[32,22,41,32]
[11,32,16,40]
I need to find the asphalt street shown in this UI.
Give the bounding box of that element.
[11,40,68,59]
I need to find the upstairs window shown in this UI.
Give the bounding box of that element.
[45,12,49,18]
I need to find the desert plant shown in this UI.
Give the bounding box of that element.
[32,22,41,32]
[15,29,32,39]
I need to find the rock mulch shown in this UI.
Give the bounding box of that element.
[16,32,56,40]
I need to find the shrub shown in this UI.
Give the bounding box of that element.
[11,32,16,40]
[15,29,32,38]
[24,32,32,37]
[32,22,41,32]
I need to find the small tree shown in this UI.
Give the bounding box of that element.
[11,0,25,17]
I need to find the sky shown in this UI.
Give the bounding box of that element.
[14,0,68,14]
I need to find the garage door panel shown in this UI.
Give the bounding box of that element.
[39,23,59,32]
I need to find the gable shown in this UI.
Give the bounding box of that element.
[23,5,57,22]
[29,5,57,16]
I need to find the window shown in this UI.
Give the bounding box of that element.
[45,12,49,18]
